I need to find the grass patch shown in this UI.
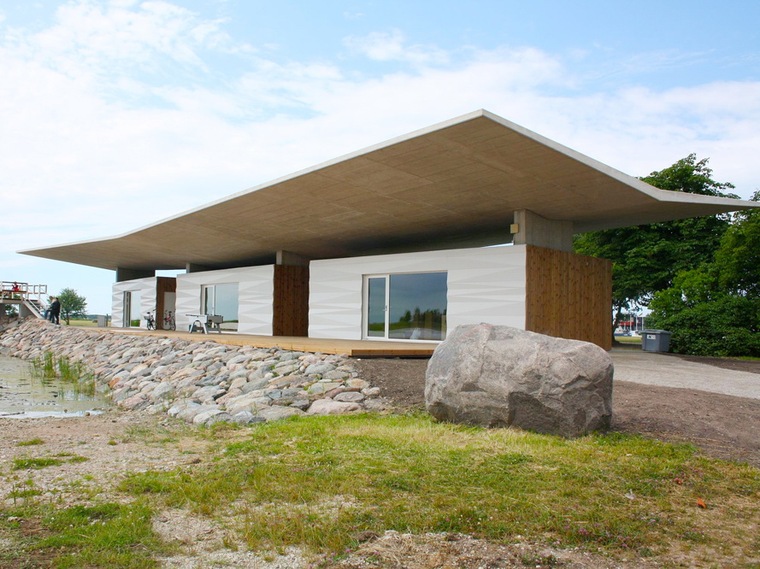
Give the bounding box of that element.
[67,319,97,327]
[120,413,760,560]
[16,438,44,447]
[13,457,64,470]
[0,501,167,568]
[30,351,96,397]
[7,480,42,503]
[12,455,88,471]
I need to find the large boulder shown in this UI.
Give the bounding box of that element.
[425,324,613,437]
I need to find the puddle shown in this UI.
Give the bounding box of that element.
[0,355,110,419]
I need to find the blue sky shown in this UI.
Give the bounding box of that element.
[1,0,759,315]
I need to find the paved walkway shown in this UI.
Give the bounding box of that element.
[611,348,760,400]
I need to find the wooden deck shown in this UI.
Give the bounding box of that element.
[110,328,437,358]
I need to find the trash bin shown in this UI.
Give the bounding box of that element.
[641,329,671,353]
[96,315,107,327]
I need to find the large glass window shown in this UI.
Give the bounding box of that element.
[364,272,447,341]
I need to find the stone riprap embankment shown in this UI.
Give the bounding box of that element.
[0,319,387,425]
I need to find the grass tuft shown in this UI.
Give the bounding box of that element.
[12,457,64,470]
[30,351,96,397]
[16,438,45,447]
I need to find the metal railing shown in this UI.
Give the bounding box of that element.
[1,281,48,309]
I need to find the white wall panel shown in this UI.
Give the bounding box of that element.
[175,266,273,335]
[111,278,157,328]
[309,245,526,340]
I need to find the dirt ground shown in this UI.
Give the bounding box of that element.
[353,354,760,468]
[1,354,758,568]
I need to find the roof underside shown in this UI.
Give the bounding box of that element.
[21,110,758,272]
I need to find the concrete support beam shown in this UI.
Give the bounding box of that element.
[116,267,154,282]
[276,250,310,267]
[185,263,212,274]
[512,209,574,252]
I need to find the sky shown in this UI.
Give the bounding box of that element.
[1,0,759,315]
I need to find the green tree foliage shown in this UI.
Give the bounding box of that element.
[57,288,87,325]
[574,154,737,331]
[647,191,760,356]
[714,190,760,296]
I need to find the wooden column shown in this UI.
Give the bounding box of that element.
[273,265,309,336]
[525,245,612,350]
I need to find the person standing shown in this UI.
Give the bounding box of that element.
[49,297,61,325]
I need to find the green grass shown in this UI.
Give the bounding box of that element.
[0,501,167,568]
[3,413,758,566]
[16,438,45,447]
[12,457,64,470]
[119,413,760,560]
[12,455,89,470]
[67,319,97,327]
[30,351,96,397]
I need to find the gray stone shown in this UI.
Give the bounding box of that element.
[231,410,265,425]
[348,378,370,390]
[121,394,149,410]
[199,374,226,386]
[242,376,270,393]
[255,406,304,422]
[172,402,204,422]
[334,391,365,403]
[192,408,227,425]
[307,381,341,395]
[304,362,336,376]
[191,385,225,403]
[224,392,272,416]
[425,324,613,438]
[290,399,310,411]
[151,382,175,400]
[307,399,361,415]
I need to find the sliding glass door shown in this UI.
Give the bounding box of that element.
[123,291,142,327]
[364,272,447,341]
[201,283,239,331]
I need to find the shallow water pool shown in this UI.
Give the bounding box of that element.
[0,355,110,418]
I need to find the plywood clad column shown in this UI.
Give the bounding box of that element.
[525,245,612,350]
[273,265,309,336]
[156,277,177,330]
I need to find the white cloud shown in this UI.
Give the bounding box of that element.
[2,1,759,313]
[344,29,448,66]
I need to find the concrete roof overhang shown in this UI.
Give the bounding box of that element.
[20,109,759,272]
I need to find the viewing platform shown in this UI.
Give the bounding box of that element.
[0,281,48,319]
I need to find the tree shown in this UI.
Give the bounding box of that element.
[714,190,760,297]
[647,191,760,356]
[647,268,760,357]
[574,154,736,334]
[2,304,18,319]
[57,288,87,325]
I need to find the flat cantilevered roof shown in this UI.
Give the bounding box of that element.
[21,109,759,271]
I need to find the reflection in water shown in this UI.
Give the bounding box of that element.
[0,355,110,418]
